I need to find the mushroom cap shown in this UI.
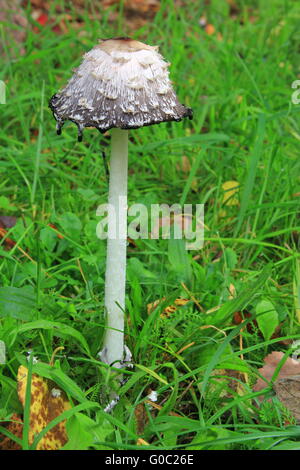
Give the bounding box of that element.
[49,37,192,140]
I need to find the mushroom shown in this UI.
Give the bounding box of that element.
[49,37,192,368]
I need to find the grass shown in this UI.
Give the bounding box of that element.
[0,0,300,450]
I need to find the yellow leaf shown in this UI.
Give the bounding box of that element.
[147,297,189,318]
[222,180,240,206]
[17,366,71,450]
[137,438,150,445]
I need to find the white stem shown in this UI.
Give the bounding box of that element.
[101,128,128,367]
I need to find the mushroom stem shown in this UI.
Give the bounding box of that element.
[101,128,128,367]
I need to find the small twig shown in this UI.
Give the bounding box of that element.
[76,258,88,285]
[50,347,65,367]
[199,324,227,337]
[102,150,109,181]
[176,342,195,355]
[180,282,204,312]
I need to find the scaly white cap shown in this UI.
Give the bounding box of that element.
[49,37,192,141]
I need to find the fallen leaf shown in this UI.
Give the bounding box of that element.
[222,181,239,206]
[137,437,150,445]
[103,0,159,14]
[147,298,189,318]
[233,311,254,333]
[36,13,48,25]
[0,413,23,450]
[134,403,148,435]
[205,24,215,35]
[0,228,16,250]
[0,216,17,228]
[274,376,300,422]
[228,283,236,299]
[253,351,300,398]
[17,365,71,450]
[177,155,191,173]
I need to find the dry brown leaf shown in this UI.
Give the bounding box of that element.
[253,351,300,398]
[205,24,215,35]
[228,283,236,299]
[134,403,149,435]
[103,0,159,14]
[0,228,16,250]
[0,413,23,450]
[274,376,300,422]
[147,297,189,318]
[17,365,71,450]
[0,216,17,229]
[176,155,191,173]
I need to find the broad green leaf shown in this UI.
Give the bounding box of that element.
[0,286,36,320]
[64,413,114,450]
[271,441,300,450]
[63,413,95,450]
[256,299,279,341]
[40,226,58,252]
[0,373,22,414]
[28,361,87,404]
[128,258,156,280]
[0,196,17,211]
[89,418,114,448]
[189,427,236,450]
[199,343,250,373]
[162,430,177,448]
[77,188,98,201]
[223,247,238,270]
[11,320,90,355]
[168,238,192,285]
[57,212,82,240]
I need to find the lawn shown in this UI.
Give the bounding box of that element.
[0,0,300,450]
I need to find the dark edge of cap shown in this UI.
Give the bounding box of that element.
[49,94,193,140]
[101,37,133,42]
[97,106,193,134]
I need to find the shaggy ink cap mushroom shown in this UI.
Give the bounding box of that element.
[49,37,193,369]
[49,37,193,141]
